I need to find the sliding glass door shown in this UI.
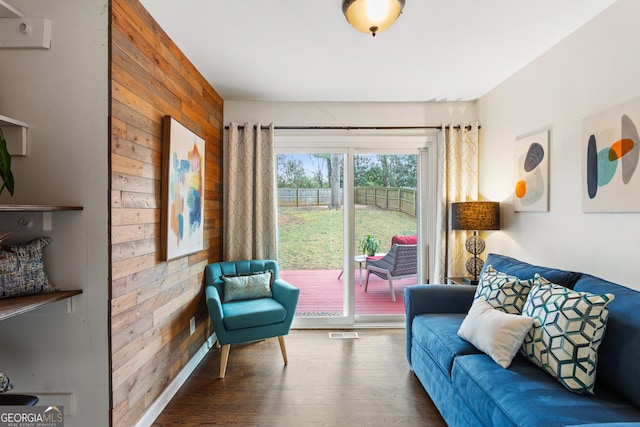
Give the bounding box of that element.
[276,152,345,319]
[353,153,418,316]
[275,129,436,327]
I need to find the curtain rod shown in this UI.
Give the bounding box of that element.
[224,125,480,131]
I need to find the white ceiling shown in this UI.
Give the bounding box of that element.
[139,0,617,103]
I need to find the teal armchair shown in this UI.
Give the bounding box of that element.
[204,260,299,378]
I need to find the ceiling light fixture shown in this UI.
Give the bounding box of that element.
[342,0,405,37]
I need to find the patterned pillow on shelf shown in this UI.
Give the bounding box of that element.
[0,237,59,299]
[474,265,534,314]
[520,274,615,395]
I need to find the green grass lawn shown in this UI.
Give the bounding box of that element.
[278,206,416,270]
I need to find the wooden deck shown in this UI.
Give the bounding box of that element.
[280,269,418,316]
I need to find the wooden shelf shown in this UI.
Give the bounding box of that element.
[0,114,28,156]
[0,1,25,18]
[0,115,27,128]
[0,204,83,212]
[0,290,82,321]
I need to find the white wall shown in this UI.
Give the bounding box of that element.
[0,1,109,426]
[478,0,640,289]
[224,101,478,127]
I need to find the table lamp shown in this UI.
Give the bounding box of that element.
[451,201,500,285]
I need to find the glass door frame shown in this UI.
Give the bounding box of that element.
[276,128,438,328]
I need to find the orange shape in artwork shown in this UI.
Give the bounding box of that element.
[609,138,635,161]
[515,180,527,198]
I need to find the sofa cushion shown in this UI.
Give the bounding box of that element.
[474,265,534,314]
[521,276,615,395]
[410,338,485,427]
[222,298,287,331]
[482,253,581,289]
[412,313,481,378]
[574,274,640,410]
[391,235,417,245]
[458,298,534,368]
[565,424,640,427]
[452,354,640,427]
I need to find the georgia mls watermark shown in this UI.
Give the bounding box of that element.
[0,405,63,427]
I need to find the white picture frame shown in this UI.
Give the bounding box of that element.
[161,116,205,260]
[513,129,549,212]
[582,98,640,212]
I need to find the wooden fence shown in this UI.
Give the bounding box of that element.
[278,188,340,207]
[355,187,417,216]
[278,187,416,216]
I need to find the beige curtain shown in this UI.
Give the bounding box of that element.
[433,123,479,282]
[224,123,277,261]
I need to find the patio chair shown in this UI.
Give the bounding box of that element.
[364,235,417,301]
[204,260,300,378]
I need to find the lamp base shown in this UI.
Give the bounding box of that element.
[464,233,485,281]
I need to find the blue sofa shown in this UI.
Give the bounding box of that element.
[405,253,640,427]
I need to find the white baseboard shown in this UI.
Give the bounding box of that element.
[134,333,216,427]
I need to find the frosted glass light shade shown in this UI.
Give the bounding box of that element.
[342,0,405,36]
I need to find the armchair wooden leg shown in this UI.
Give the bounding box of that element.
[219,344,230,378]
[388,277,396,302]
[364,270,371,291]
[278,336,288,365]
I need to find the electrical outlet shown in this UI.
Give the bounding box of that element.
[189,316,196,335]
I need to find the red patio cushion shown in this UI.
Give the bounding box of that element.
[391,235,417,245]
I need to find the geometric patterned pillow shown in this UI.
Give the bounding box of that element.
[520,275,615,395]
[0,237,59,299]
[221,270,273,302]
[474,265,534,314]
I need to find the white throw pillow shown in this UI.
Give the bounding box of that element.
[458,298,534,368]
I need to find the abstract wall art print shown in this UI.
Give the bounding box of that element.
[582,99,640,212]
[514,129,549,212]
[161,116,205,260]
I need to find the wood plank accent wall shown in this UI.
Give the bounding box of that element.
[110,1,223,425]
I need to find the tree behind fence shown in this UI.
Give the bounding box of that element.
[278,187,416,216]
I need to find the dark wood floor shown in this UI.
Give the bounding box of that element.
[152,329,447,426]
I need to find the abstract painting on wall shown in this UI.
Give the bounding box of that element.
[582,99,640,212]
[514,129,549,212]
[161,116,205,260]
